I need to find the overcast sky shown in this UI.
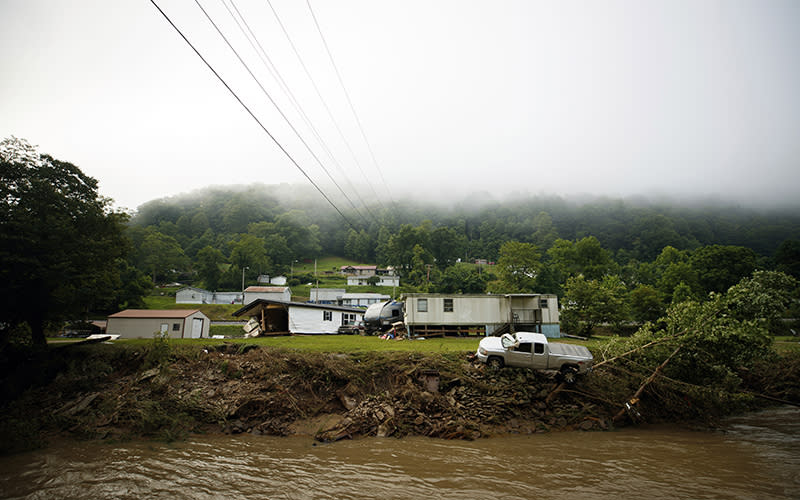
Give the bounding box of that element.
[2,0,799,211]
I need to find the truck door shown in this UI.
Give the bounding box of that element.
[507,342,533,367]
[532,342,548,369]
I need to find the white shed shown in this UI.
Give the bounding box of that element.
[107,309,210,339]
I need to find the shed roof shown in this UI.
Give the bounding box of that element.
[108,309,203,319]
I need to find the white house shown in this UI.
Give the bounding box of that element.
[339,293,391,307]
[309,288,346,304]
[107,309,210,339]
[176,287,241,304]
[243,286,291,305]
[233,299,365,335]
[401,293,560,338]
[347,275,400,287]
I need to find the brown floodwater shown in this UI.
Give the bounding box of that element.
[1,406,798,500]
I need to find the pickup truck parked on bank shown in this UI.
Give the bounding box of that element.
[476,332,593,382]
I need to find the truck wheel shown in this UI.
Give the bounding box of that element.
[560,366,578,384]
[487,356,504,369]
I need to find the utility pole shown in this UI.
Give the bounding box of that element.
[241,266,249,296]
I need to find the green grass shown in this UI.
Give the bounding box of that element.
[106,335,481,353]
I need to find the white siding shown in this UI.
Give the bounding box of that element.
[287,306,364,334]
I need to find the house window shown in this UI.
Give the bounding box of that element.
[343,313,356,325]
[417,299,428,312]
[323,311,332,321]
[172,323,180,331]
[443,298,453,312]
[540,299,549,308]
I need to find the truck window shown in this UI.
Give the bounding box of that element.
[514,343,532,353]
[534,343,544,354]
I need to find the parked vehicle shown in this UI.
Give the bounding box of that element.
[363,301,404,334]
[475,332,593,382]
[337,320,366,335]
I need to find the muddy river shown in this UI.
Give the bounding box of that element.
[1,406,797,499]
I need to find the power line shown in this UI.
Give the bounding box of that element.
[266,0,388,216]
[305,0,397,211]
[195,0,367,226]
[148,0,357,230]
[224,0,379,225]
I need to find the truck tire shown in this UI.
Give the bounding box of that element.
[559,365,578,384]
[487,356,504,369]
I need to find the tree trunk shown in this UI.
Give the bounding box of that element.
[29,317,47,347]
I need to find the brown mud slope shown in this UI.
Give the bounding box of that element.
[1,342,798,454]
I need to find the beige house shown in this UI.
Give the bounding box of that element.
[401,293,560,338]
[243,286,292,305]
[107,309,210,339]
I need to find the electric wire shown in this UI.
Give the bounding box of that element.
[267,0,388,214]
[224,0,378,225]
[197,0,367,226]
[148,0,357,230]
[305,0,398,211]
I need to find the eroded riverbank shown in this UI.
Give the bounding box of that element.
[1,340,798,454]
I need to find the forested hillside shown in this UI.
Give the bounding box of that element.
[126,184,800,335]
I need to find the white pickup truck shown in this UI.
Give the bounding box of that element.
[476,332,593,382]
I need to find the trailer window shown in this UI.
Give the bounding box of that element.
[417,299,428,312]
[443,298,453,312]
[540,299,549,308]
[323,311,332,321]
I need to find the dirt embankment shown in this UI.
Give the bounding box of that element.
[1,341,798,454]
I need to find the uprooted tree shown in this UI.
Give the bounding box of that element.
[0,137,130,346]
[582,270,799,422]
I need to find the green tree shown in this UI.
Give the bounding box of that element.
[560,275,627,336]
[547,236,616,282]
[629,284,664,324]
[437,264,487,294]
[689,245,758,294]
[196,246,226,290]
[493,241,541,293]
[139,230,189,283]
[0,137,130,346]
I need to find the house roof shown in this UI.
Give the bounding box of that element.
[108,309,204,319]
[233,299,366,317]
[244,286,290,293]
[340,265,377,270]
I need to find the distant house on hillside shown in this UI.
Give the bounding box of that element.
[107,309,210,339]
[176,286,241,305]
[243,286,291,305]
[340,265,377,276]
[347,275,400,287]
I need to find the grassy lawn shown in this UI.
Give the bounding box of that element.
[106,334,482,354]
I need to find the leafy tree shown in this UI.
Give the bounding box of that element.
[492,240,541,293]
[430,226,466,269]
[629,284,664,324]
[139,230,189,283]
[774,239,800,279]
[437,264,487,294]
[689,245,758,294]
[196,246,226,289]
[229,234,270,275]
[547,236,617,281]
[0,137,130,346]
[560,275,627,336]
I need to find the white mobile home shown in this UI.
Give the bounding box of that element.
[309,288,346,304]
[176,287,241,305]
[107,309,210,339]
[243,286,292,305]
[401,293,560,338]
[234,299,365,335]
[340,293,391,307]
